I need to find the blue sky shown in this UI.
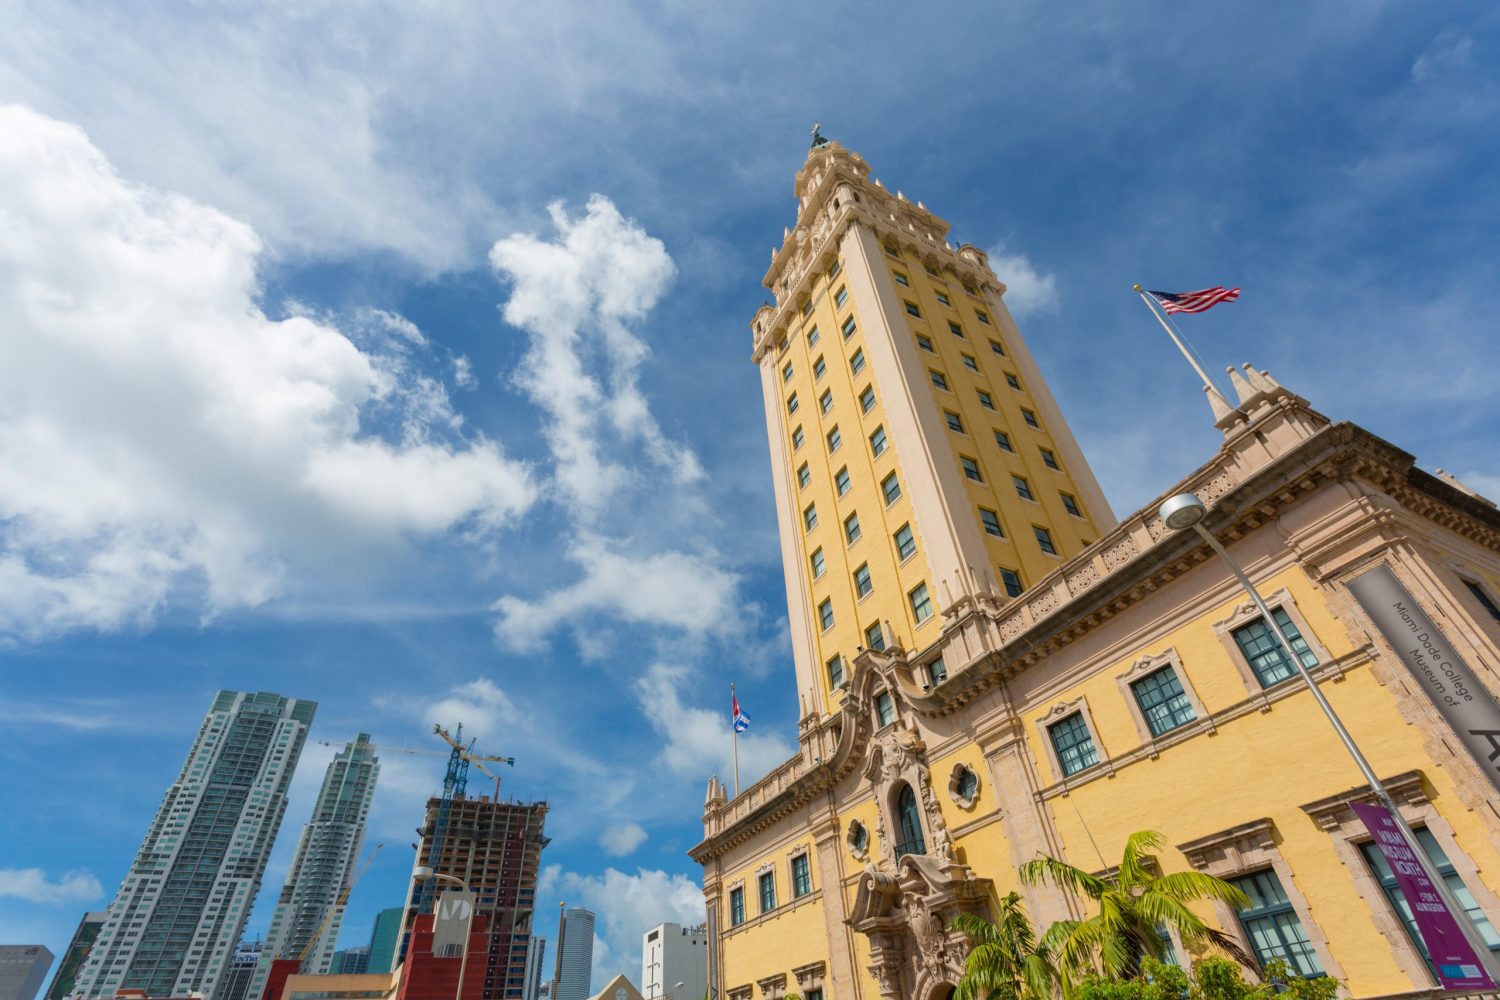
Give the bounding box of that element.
[2,1,1498,987]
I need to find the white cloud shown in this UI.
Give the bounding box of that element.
[634,663,794,786]
[0,105,536,640]
[600,822,648,858]
[453,356,477,390]
[986,243,1060,318]
[547,866,705,987]
[0,868,103,905]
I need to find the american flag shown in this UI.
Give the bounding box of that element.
[1148,286,1241,315]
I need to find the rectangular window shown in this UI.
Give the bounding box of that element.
[786,392,798,414]
[1062,492,1082,517]
[1463,580,1500,625]
[867,622,888,653]
[916,334,935,352]
[820,389,834,414]
[1132,667,1197,737]
[885,243,900,257]
[1041,448,1060,470]
[758,872,776,913]
[1232,609,1318,687]
[807,326,820,347]
[835,285,848,307]
[1048,712,1100,776]
[930,370,949,390]
[980,508,1004,537]
[905,301,922,318]
[882,472,902,505]
[989,338,1005,356]
[828,260,841,279]
[1359,826,1500,969]
[1014,475,1034,500]
[860,385,876,412]
[854,563,873,598]
[797,463,810,489]
[945,410,964,433]
[894,271,910,286]
[870,426,888,457]
[928,658,947,684]
[842,316,857,339]
[810,548,825,578]
[835,466,851,496]
[976,310,992,325]
[895,523,916,561]
[962,353,979,372]
[1006,372,1022,390]
[803,504,817,531]
[961,456,983,482]
[875,689,895,724]
[845,512,862,544]
[826,655,844,689]
[818,598,834,631]
[936,291,951,306]
[978,390,996,410]
[910,582,934,623]
[782,361,794,382]
[1035,525,1058,555]
[949,321,966,338]
[1231,871,1322,976]
[850,349,866,375]
[802,301,813,317]
[730,887,745,926]
[827,426,842,452]
[994,429,1014,452]
[1000,567,1024,597]
[792,425,804,449]
[1022,408,1040,428]
[813,355,827,380]
[791,854,812,898]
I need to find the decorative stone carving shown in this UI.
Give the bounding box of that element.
[1065,561,1099,593]
[1199,469,1236,503]
[1102,536,1137,569]
[1027,588,1058,619]
[905,891,949,975]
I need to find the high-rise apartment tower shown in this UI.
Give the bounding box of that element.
[73,691,315,1000]
[247,735,380,1000]
[549,908,592,1000]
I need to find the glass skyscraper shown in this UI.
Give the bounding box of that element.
[365,908,404,976]
[246,735,379,1000]
[550,908,593,1000]
[73,691,316,1000]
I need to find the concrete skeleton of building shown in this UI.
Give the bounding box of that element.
[44,915,104,1000]
[689,137,1500,999]
[74,691,316,1000]
[639,925,704,1000]
[0,946,54,1000]
[549,909,592,1000]
[247,735,380,1000]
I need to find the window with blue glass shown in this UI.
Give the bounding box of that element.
[860,385,876,412]
[955,765,978,801]
[909,582,933,623]
[1230,870,1322,977]
[835,466,851,496]
[896,783,926,856]
[1233,608,1318,687]
[810,547,825,578]
[999,567,1024,597]
[791,854,812,898]
[882,472,901,505]
[870,425,888,457]
[850,349,866,375]
[1048,712,1099,776]
[980,508,1004,537]
[1131,666,1196,737]
[818,599,834,631]
[807,326,819,347]
[854,563,873,599]
[1359,826,1500,972]
[813,355,827,380]
[867,621,887,653]
[826,655,844,689]
[835,285,848,307]
[792,425,804,449]
[842,316,857,339]
[894,523,916,561]
[797,463,810,489]
[820,389,833,414]
[874,689,895,725]
[729,887,745,926]
[758,871,776,913]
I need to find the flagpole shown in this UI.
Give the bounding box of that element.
[730,683,741,797]
[1133,284,1240,413]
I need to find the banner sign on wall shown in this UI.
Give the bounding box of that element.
[432,889,476,955]
[1346,564,1500,797]
[1349,802,1494,989]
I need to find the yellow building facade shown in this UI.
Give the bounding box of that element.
[690,138,1500,1000]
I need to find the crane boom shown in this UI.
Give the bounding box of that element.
[297,842,384,965]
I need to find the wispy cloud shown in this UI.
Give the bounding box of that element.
[0,868,103,905]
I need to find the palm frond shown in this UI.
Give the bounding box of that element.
[1020,856,1108,900]
[1118,830,1166,889]
[1151,870,1251,908]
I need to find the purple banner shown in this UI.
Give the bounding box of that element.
[1350,801,1494,989]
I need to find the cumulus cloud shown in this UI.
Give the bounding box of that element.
[0,106,536,640]
[986,243,1060,318]
[599,822,648,857]
[635,663,794,785]
[543,864,705,986]
[0,868,103,905]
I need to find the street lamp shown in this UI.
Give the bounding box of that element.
[1161,493,1500,981]
[413,866,474,1000]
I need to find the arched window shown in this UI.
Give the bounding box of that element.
[895,783,926,857]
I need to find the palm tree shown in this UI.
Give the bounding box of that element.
[951,891,1058,1000]
[1019,830,1254,987]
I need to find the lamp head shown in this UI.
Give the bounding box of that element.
[413,865,434,881]
[1159,493,1207,531]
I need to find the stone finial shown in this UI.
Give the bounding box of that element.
[704,776,726,807]
[897,190,907,201]
[1226,365,1258,405]
[1242,363,1277,394]
[1205,384,1236,422]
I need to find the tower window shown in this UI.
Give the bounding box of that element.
[827,426,842,452]
[1232,609,1318,688]
[826,655,845,689]
[797,463,810,489]
[1229,870,1322,976]
[1062,492,1083,517]
[835,285,848,307]
[850,349,866,375]
[977,390,996,411]
[896,782,925,855]
[928,658,947,685]
[994,430,1013,452]
[729,887,745,926]
[818,599,835,631]
[909,582,934,623]
[894,524,916,561]
[835,466,851,496]
[936,291,951,306]
[859,385,876,413]
[989,338,1005,356]
[894,272,910,286]
[1006,372,1022,390]
[1048,712,1099,776]
[807,326,820,347]
[793,425,805,449]
[884,243,900,257]
[842,316,857,339]
[1131,666,1196,737]
[949,321,966,338]
[961,457,983,482]
[979,508,1004,537]
[786,392,798,415]
[803,504,817,531]
[810,548,825,578]
[867,622,888,653]
[1041,448,1060,470]
[1034,525,1058,555]
[962,353,979,372]
[1014,475,1034,500]
[905,301,922,318]
[854,563,873,598]
[758,871,777,913]
[820,389,834,414]
[813,355,827,380]
[870,426,888,457]
[999,567,1023,597]
[881,472,902,505]
[791,854,812,898]
[976,310,992,325]
[802,301,813,317]
[874,689,895,725]
[945,410,964,433]
[930,370,949,391]
[828,260,841,279]
[782,361,793,382]
[844,512,862,544]
[1463,580,1500,625]
[1022,408,1040,429]
[916,334,935,352]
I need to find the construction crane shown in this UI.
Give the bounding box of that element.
[298,842,384,964]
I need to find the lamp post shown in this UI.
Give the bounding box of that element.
[1160,493,1500,982]
[414,866,474,1000]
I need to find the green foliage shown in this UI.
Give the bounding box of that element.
[951,892,1059,1000]
[1074,958,1339,1000]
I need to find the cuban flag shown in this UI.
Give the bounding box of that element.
[732,693,750,733]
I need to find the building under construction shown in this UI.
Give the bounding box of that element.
[403,795,549,1000]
